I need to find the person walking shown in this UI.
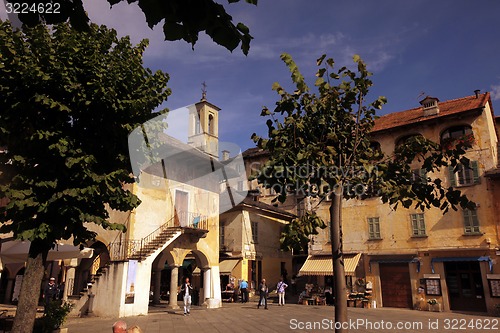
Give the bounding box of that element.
[257,278,268,309]
[180,277,193,316]
[276,277,288,306]
[43,277,58,310]
[239,279,248,303]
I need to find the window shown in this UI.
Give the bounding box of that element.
[463,209,480,234]
[412,168,427,184]
[219,225,225,247]
[195,112,201,134]
[396,134,423,148]
[410,213,426,237]
[441,125,474,149]
[448,161,479,186]
[208,114,214,135]
[251,221,258,243]
[367,217,381,239]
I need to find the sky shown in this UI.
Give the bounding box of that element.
[2,0,500,153]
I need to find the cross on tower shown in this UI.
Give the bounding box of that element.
[201,81,207,101]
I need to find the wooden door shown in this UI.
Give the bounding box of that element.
[379,263,412,308]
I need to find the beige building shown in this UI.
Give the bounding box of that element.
[244,92,500,315]
[219,197,295,294]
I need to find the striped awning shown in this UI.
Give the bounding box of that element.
[299,253,361,276]
[219,259,240,275]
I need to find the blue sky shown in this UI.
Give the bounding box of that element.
[3,0,500,152]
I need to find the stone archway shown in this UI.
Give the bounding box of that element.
[150,247,214,310]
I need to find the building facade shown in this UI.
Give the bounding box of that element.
[244,92,500,315]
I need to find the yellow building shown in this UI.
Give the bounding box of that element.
[244,92,500,315]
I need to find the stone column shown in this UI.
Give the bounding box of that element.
[168,265,180,310]
[152,269,162,305]
[63,266,76,301]
[203,268,211,301]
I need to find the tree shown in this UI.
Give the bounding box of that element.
[251,53,474,332]
[0,20,170,333]
[6,0,257,55]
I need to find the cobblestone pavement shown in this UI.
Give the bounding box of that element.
[64,301,500,333]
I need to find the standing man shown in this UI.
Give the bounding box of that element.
[239,279,248,303]
[276,277,288,306]
[43,277,58,310]
[180,277,193,316]
[257,278,268,309]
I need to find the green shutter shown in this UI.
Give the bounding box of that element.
[471,160,480,184]
[448,166,457,187]
[419,168,428,184]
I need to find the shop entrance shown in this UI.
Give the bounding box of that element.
[379,263,412,308]
[444,261,486,312]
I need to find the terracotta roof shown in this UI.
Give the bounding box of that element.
[242,147,269,158]
[372,92,490,133]
[238,197,296,219]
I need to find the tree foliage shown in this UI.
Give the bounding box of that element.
[0,20,170,332]
[0,20,170,244]
[251,53,475,332]
[7,0,257,55]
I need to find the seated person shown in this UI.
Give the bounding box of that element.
[298,289,309,303]
[225,283,233,291]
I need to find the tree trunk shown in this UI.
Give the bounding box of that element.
[330,192,348,333]
[12,240,49,333]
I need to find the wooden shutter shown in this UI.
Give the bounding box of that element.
[448,166,457,187]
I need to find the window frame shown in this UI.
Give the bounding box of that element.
[367,217,381,240]
[448,161,480,187]
[251,221,258,243]
[463,209,481,235]
[410,213,426,237]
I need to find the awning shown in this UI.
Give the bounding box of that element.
[369,256,421,273]
[299,253,361,276]
[219,259,240,275]
[431,256,493,273]
[0,241,94,264]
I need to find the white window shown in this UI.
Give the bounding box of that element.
[463,209,480,234]
[410,213,426,237]
[367,217,381,239]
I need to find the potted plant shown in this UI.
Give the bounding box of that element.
[427,298,440,312]
[42,301,74,333]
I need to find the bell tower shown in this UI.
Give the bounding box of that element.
[188,82,220,158]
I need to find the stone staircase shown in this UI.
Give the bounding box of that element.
[128,227,182,260]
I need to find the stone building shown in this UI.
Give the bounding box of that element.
[243,92,500,315]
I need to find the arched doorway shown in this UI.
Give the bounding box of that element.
[149,248,210,311]
[72,241,109,297]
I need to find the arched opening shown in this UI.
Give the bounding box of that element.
[395,134,424,148]
[72,241,109,297]
[441,125,474,149]
[149,248,210,311]
[208,114,214,135]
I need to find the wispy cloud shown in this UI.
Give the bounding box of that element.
[491,85,500,101]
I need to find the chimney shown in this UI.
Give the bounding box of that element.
[419,96,440,116]
[222,150,230,161]
[474,89,481,98]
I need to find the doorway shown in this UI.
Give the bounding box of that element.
[444,261,486,312]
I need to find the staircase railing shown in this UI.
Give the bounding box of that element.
[108,212,209,261]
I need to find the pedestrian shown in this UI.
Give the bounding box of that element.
[276,277,288,306]
[43,277,58,310]
[291,275,297,295]
[257,278,268,309]
[112,320,127,333]
[180,277,193,316]
[239,279,248,303]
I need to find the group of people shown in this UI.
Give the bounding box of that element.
[112,321,143,333]
[257,277,289,309]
